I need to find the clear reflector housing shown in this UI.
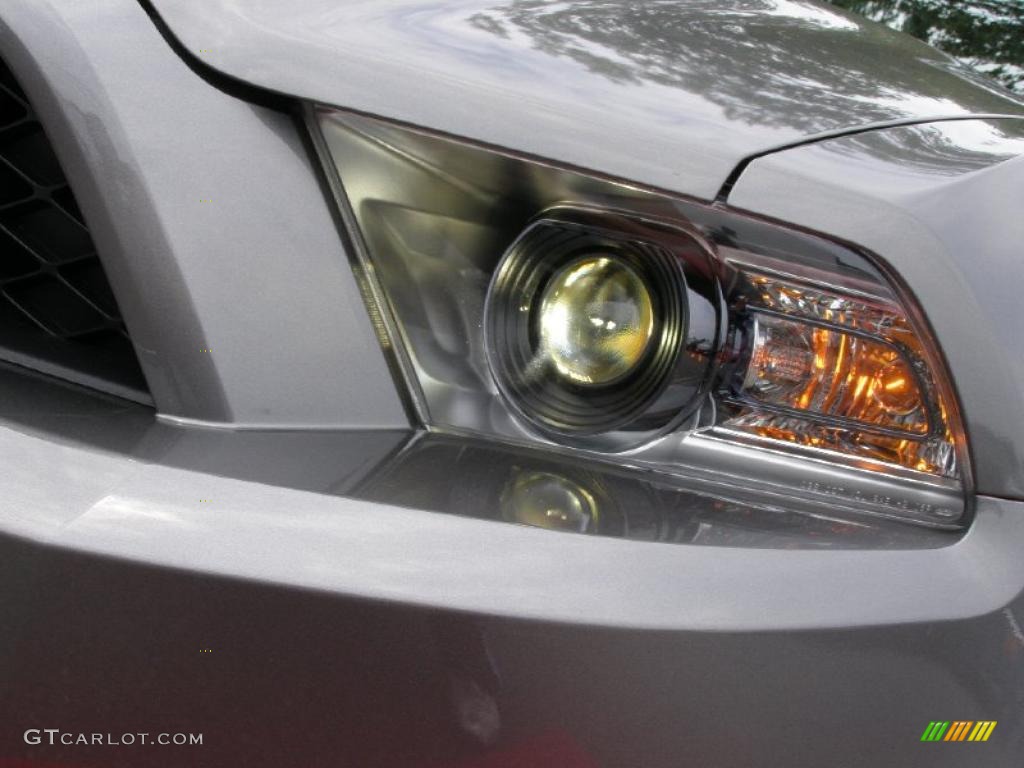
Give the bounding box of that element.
[721,265,958,478]
[743,314,928,431]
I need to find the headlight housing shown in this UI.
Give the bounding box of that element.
[310,107,969,528]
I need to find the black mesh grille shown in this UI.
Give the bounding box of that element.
[0,57,149,403]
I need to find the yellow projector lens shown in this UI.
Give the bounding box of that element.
[484,218,690,440]
[538,256,655,386]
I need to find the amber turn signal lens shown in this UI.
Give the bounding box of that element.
[742,313,928,434]
[722,269,959,478]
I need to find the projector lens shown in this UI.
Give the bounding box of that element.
[485,217,690,442]
[538,256,655,387]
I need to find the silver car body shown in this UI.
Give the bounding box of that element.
[2,0,1024,765]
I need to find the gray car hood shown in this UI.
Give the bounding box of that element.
[147,0,1024,200]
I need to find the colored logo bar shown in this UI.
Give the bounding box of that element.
[921,721,996,742]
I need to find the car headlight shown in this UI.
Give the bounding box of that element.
[485,213,695,444]
[308,106,969,528]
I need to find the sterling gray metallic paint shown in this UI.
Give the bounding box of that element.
[2,344,1024,766]
[0,367,1013,632]
[145,0,1024,201]
[2,0,1024,766]
[0,0,406,428]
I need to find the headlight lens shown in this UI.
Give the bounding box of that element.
[538,255,654,387]
[484,216,698,444]
[311,107,969,528]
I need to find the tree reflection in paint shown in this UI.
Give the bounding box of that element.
[830,0,1024,95]
[467,0,1022,134]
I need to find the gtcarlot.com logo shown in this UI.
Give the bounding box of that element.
[24,729,203,746]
